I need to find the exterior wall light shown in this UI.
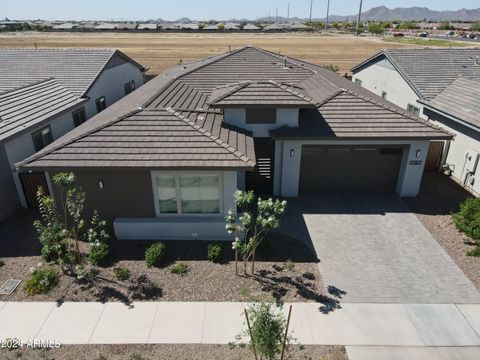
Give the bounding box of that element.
[98,180,104,189]
[416,150,421,158]
[290,149,295,158]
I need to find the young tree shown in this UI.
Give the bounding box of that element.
[225,190,287,275]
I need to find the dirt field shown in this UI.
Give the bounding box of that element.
[0,32,413,75]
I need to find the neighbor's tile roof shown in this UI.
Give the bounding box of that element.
[420,76,480,129]
[0,78,86,142]
[352,48,480,100]
[0,48,145,96]
[18,46,450,170]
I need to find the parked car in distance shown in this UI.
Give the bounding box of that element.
[446,31,455,37]
[419,32,428,38]
[393,32,404,37]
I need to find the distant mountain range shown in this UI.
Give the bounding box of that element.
[148,6,480,23]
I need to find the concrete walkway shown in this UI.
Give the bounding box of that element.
[1,301,480,351]
[282,194,480,304]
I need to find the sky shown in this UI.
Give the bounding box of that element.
[2,0,479,21]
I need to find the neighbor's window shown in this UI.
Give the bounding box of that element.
[124,80,136,95]
[72,107,87,127]
[354,78,363,86]
[381,91,387,99]
[407,103,420,116]
[155,174,220,215]
[32,126,53,152]
[245,108,276,124]
[95,96,107,113]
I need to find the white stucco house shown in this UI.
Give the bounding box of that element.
[351,48,480,194]
[18,46,450,240]
[0,48,146,220]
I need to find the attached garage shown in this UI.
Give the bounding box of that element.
[298,145,404,194]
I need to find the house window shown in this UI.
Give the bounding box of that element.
[246,108,276,124]
[407,103,420,116]
[95,96,107,113]
[124,80,136,95]
[155,173,221,215]
[72,107,86,127]
[32,126,53,152]
[381,91,387,99]
[354,78,363,86]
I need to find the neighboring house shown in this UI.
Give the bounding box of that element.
[18,46,450,241]
[0,48,146,220]
[351,48,480,192]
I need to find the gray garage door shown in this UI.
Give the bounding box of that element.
[299,146,404,194]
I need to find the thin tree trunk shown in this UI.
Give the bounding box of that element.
[235,249,238,276]
[244,309,258,360]
[244,258,247,275]
[280,305,293,360]
[251,248,255,274]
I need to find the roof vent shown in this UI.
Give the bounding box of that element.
[283,57,288,69]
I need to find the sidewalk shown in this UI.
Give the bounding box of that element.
[1,301,480,353]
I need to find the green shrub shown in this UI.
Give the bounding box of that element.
[207,243,222,262]
[0,259,4,268]
[24,265,59,295]
[145,242,166,268]
[467,246,480,257]
[114,267,131,281]
[452,197,480,240]
[170,261,188,275]
[284,259,295,271]
[89,242,109,266]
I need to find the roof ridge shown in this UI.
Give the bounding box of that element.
[17,107,144,168]
[166,107,253,166]
[142,46,250,108]
[0,77,57,96]
[207,81,252,105]
[268,80,317,105]
[315,88,346,108]
[340,88,451,135]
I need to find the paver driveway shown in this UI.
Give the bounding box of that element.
[281,193,480,303]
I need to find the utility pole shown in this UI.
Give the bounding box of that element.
[287,3,290,23]
[309,0,313,22]
[276,7,278,23]
[325,0,330,30]
[355,0,363,36]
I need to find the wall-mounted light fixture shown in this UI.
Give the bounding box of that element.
[290,149,295,158]
[98,180,104,189]
[416,149,421,158]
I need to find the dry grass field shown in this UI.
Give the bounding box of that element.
[0,31,415,75]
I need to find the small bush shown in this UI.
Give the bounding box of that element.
[89,242,109,266]
[207,243,222,262]
[24,265,59,295]
[170,261,188,275]
[467,246,480,257]
[145,242,166,268]
[0,259,4,268]
[452,197,480,240]
[114,267,131,281]
[284,259,295,271]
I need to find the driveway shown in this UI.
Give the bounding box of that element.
[281,193,480,303]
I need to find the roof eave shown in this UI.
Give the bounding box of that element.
[421,100,480,134]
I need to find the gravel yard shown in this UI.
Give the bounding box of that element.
[404,172,480,289]
[0,209,328,304]
[0,344,348,360]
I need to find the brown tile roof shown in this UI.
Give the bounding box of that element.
[0,48,146,96]
[207,81,314,107]
[0,78,86,142]
[19,46,451,170]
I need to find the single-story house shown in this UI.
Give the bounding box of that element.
[0,48,146,220]
[351,48,480,193]
[18,46,450,240]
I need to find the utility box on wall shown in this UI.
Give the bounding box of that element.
[465,150,480,174]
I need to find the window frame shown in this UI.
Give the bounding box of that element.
[72,107,87,127]
[151,171,223,217]
[124,80,136,95]
[245,107,277,124]
[95,96,107,113]
[31,125,54,152]
[407,103,420,116]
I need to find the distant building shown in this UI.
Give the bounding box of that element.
[243,23,260,31]
[138,23,158,30]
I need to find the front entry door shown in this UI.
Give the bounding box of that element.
[19,172,49,208]
[246,138,275,195]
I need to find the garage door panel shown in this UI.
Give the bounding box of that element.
[299,146,403,194]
